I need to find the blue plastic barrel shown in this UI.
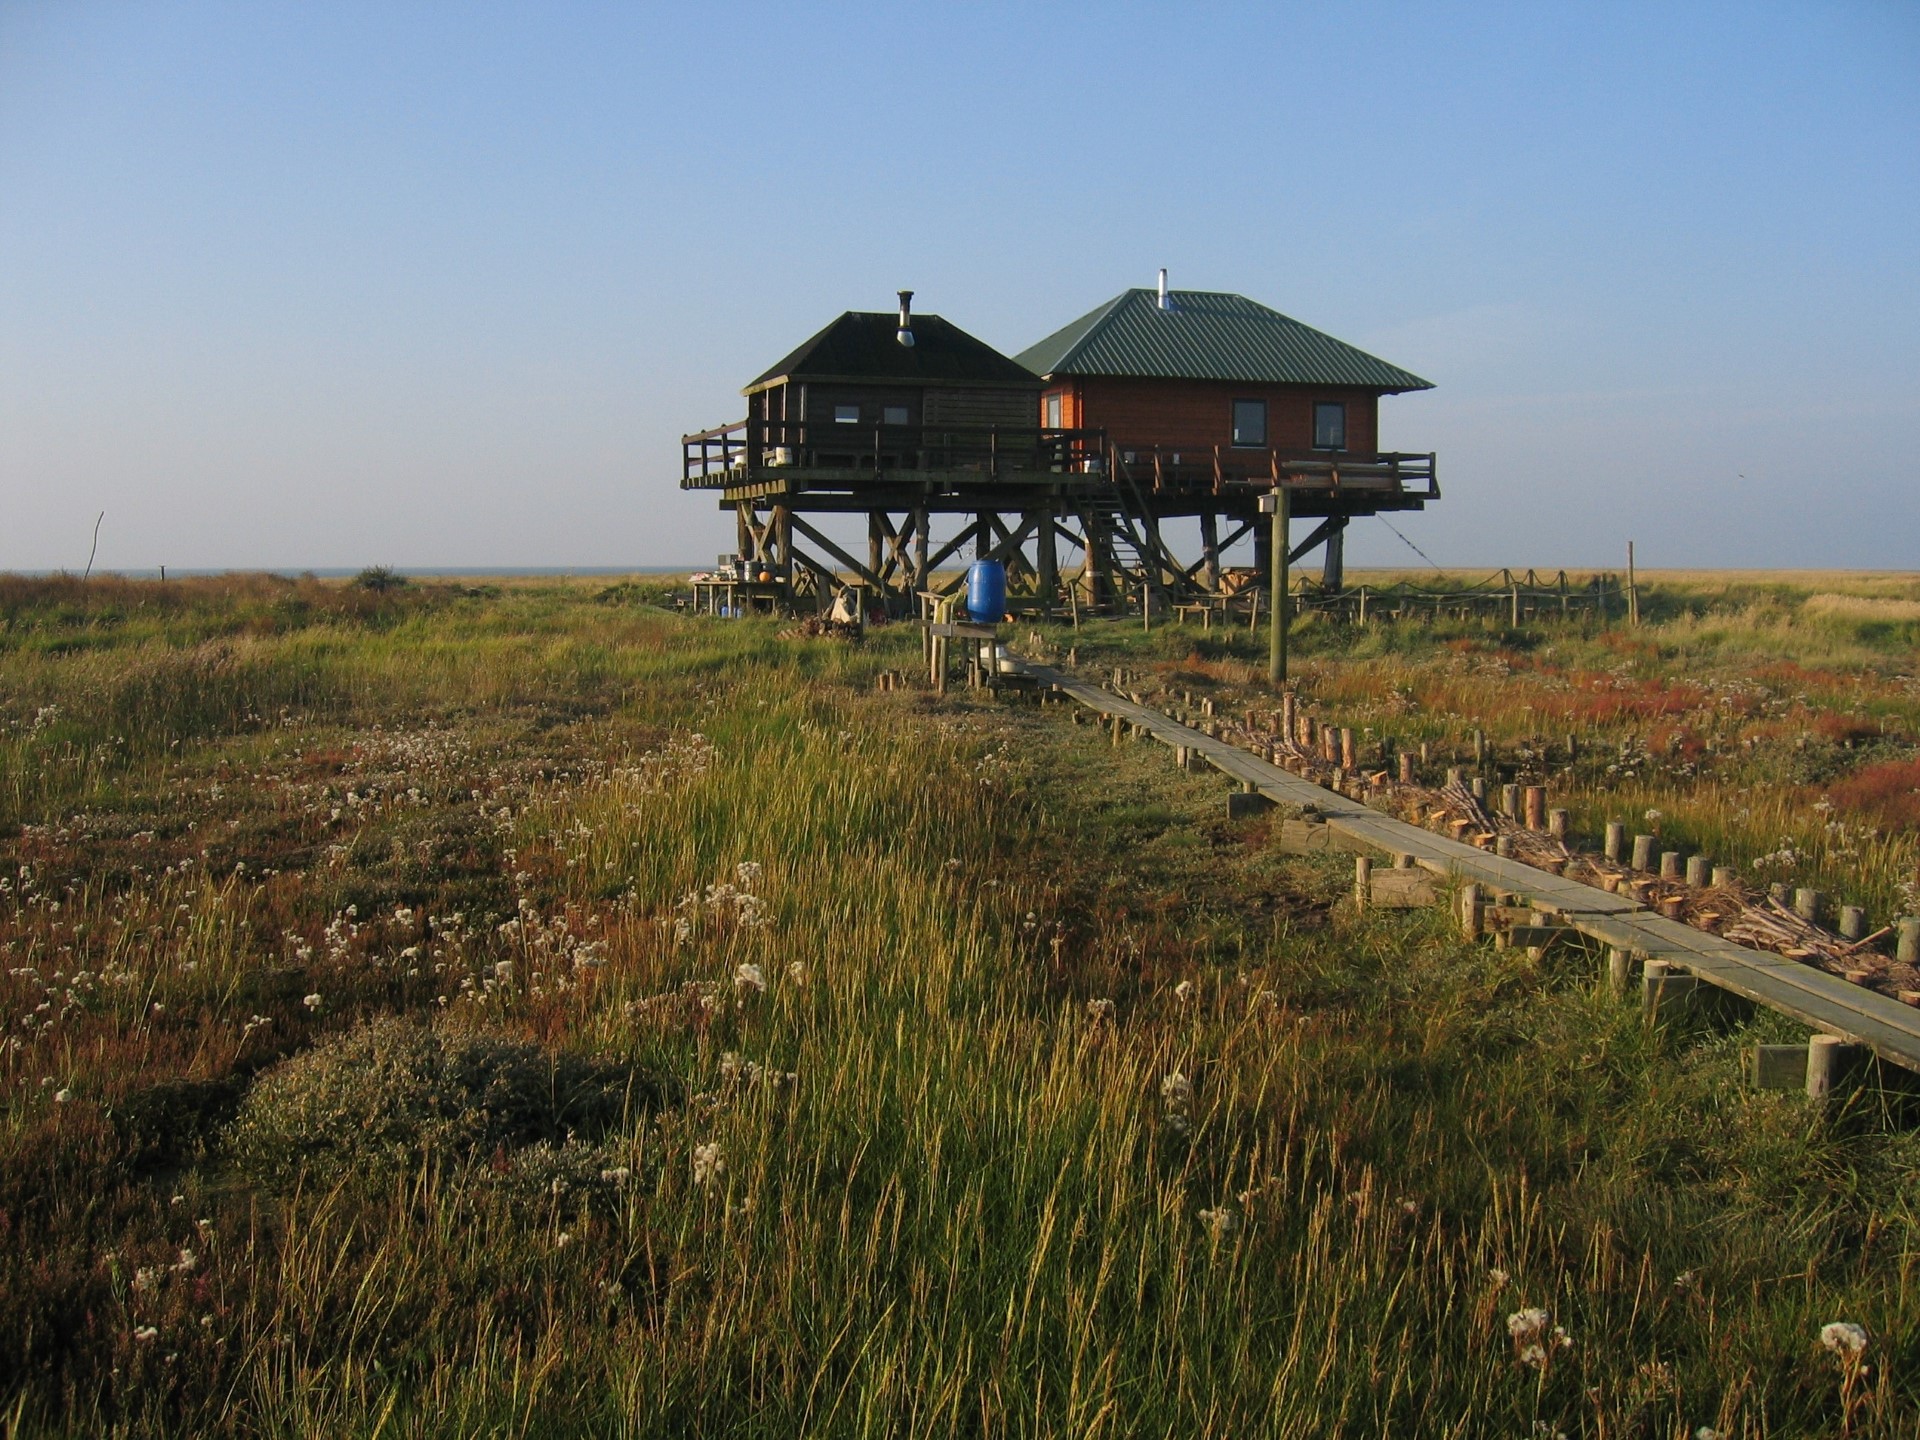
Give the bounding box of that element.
[964,560,1006,624]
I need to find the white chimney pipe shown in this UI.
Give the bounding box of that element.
[897,289,915,346]
[1157,268,1169,310]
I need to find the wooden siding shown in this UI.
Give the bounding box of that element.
[1057,378,1382,454]
[922,386,1037,430]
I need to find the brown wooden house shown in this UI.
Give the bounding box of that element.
[736,291,1042,474]
[1015,279,1432,481]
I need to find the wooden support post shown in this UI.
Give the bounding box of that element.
[1523,786,1547,831]
[1036,507,1059,616]
[1806,1033,1854,1099]
[1684,855,1710,888]
[1793,888,1823,925]
[1839,906,1867,942]
[1548,808,1569,841]
[1642,959,1698,1023]
[1711,866,1736,888]
[1660,852,1682,880]
[1267,486,1289,686]
[1499,783,1521,818]
[1626,540,1640,626]
[1398,751,1415,784]
[1899,918,1920,965]
[1354,855,1371,909]
[1472,728,1486,764]
[1605,822,1626,864]
[1470,776,1487,803]
[1631,834,1655,871]
[1607,947,1632,998]
[1459,883,1483,940]
[1199,510,1221,594]
[1339,728,1356,769]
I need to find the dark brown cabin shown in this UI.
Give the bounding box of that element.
[736,292,1042,474]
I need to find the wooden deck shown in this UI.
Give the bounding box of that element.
[1035,667,1920,1074]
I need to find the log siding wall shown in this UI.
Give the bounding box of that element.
[1043,379,1384,454]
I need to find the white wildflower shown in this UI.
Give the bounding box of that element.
[1161,1071,1193,1108]
[735,861,763,887]
[1173,980,1194,1004]
[133,1325,158,1343]
[734,962,765,995]
[53,1088,72,1104]
[1197,1206,1237,1240]
[692,1142,724,1188]
[1820,1321,1869,1356]
[786,961,807,986]
[172,1248,196,1273]
[1085,997,1115,1022]
[302,993,322,1011]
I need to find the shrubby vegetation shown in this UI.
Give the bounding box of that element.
[0,571,1915,1436]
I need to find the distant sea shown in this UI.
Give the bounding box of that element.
[14,567,687,579]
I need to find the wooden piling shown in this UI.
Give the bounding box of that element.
[1793,888,1823,925]
[1806,1034,1853,1099]
[1604,822,1625,864]
[1660,851,1682,880]
[1899,918,1920,965]
[1460,883,1482,940]
[1523,786,1547,831]
[1354,856,1372,909]
[1631,834,1655,871]
[1839,906,1867,943]
[1607,947,1631,998]
[1398,751,1415,784]
[1548,808,1570,841]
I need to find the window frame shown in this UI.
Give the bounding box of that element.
[1230,398,1268,449]
[1044,393,1063,430]
[833,403,861,425]
[1312,401,1346,452]
[881,405,910,427]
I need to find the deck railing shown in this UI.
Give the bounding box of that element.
[1110,443,1438,498]
[682,420,1108,488]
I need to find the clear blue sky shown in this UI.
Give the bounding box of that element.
[3,1,1916,573]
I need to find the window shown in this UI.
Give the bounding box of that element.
[833,404,860,425]
[1045,393,1063,429]
[1231,399,1267,447]
[1313,402,1346,450]
[882,405,909,426]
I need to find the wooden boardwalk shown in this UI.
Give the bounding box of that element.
[1035,667,1920,1074]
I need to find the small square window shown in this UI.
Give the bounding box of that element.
[834,404,860,425]
[1045,394,1063,429]
[882,405,909,426]
[1313,402,1346,450]
[1231,399,1267,447]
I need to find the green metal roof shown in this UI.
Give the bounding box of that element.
[1013,289,1434,392]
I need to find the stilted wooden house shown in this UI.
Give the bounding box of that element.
[1013,275,1435,589]
[679,279,1437,612]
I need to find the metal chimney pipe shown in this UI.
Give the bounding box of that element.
[897,290,915,346]
[1157,269,1169,310]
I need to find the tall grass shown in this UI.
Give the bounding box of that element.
[0,576,1915,1436]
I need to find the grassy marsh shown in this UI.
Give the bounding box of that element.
[0,572,1916,1437]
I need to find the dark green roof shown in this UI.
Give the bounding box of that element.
[1014,289,1433,393]
[748,311,1038,393]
